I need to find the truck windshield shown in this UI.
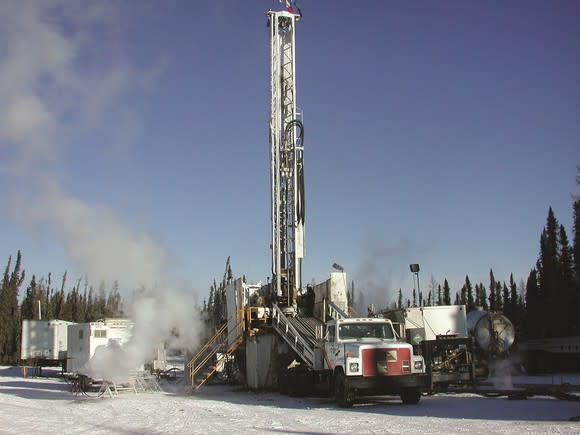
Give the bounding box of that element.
[338,323,395,340]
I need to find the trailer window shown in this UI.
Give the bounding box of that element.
[94,329,107,338]
[79,330,84,340]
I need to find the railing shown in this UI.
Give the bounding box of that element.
[187,317,245,392]
[271,304,315,367]
[327,301,349,320]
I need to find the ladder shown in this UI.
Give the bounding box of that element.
[187,318,245,392]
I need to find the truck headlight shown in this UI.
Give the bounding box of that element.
[414,360,423,370]
[349,362,359,373]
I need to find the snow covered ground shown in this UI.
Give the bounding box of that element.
[0,366,579,434]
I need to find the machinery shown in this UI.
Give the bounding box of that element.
[466,309,515,357]
[384,305,484,392]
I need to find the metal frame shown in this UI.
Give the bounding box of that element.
[268,10,304,308]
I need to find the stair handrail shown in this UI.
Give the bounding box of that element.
[271,304,315,367]
[188,316,246,385]
[327,301,349,320]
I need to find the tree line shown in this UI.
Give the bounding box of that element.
[0,251,124,364]
[2,197,578,363]
[382,200,580,339]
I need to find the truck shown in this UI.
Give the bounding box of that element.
[322,316,426,406]
[273,275,426,407]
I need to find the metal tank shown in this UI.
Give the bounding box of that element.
[467,309,515,355]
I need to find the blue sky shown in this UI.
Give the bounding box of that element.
[0,1,578,308]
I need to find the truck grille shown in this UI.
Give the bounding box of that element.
[362,347,411,377]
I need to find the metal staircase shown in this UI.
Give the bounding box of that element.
[187,318,245,392]
[271,304,322,369]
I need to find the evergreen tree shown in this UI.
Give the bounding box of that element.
[502,282,510,314]
[85,286,95,321]
[0,251,25,363]
[460,284,466,306]
[508,274,518,324]
[465,275,474,311]
[443,279,451,305]
[453,292,460,305]
[480,284,489,311]
[437,284,442,306]
[559,224,574,335]
[397,288,403,309]
[20,275,38,320]
[488,269,497,311]
[524,268,541,338]
[495,281,503,312]
[537,207,560,336]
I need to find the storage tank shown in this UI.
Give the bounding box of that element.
[467,310,514,355]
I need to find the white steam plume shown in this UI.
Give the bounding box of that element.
[85,288,203,383]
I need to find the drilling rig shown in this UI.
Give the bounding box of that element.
[268,9,305,313]
[189,7,427,407]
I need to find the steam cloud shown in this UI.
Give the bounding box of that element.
[1,1,203,378]
[354,237,424,312]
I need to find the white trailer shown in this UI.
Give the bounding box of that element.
[20,319,75,367]
[66,319,134,375]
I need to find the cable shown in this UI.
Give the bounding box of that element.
[284,119,305,223]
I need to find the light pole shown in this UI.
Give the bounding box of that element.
[410,263,420,305]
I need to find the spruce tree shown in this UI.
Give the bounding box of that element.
[502,282,510,315]
[460,284,467,306]
[0,251,25,363]
[537,207,560,336]
[20,275,38,321]
[524,268,541,338]
[443,279,451,305]
[488,269,497,311]
[509,274,519,325]
[465,275,474,311]
[495,281,503,312]
[559,224,574,335]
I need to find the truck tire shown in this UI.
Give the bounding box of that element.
[334,371,354,408]
[400,388,421,405]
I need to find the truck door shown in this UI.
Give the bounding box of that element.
[325,323,342,369]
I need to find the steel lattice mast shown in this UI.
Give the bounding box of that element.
[267,10,304,310]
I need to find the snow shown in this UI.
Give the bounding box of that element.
[1,366,579,434]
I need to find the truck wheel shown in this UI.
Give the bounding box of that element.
[334,371,354,408]
[400,388,421,405]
